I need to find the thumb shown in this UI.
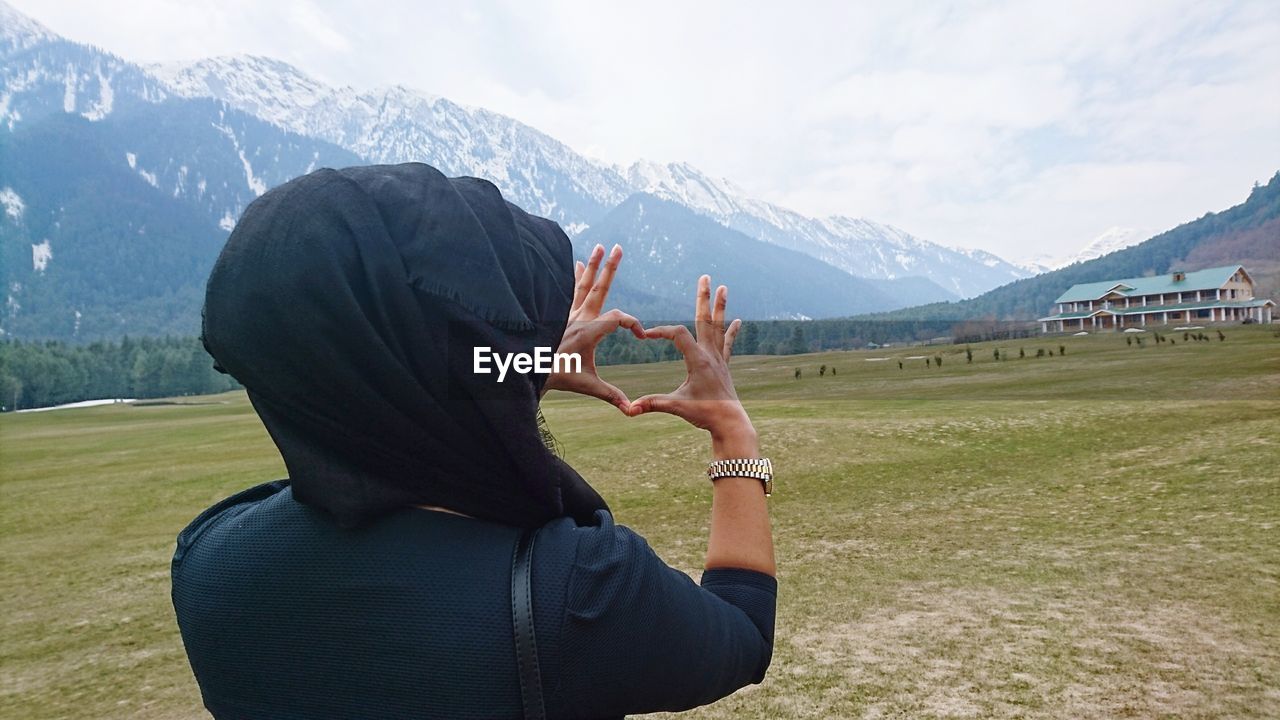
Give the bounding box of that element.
[627,393,679,417]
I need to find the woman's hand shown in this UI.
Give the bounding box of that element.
[627,276,757,457]
[543,244,645,413]
[632,276,773,578]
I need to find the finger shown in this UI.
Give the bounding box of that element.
[584,244,622,315]
[643,324,698,357]
[571,261,587,309]
[723,318,742,360]
[627,393,679,417]
[694,275,712,346]
[573,245,604,313]
[583,377,631,413]
[601,308,645,339]
[712,285,727,333]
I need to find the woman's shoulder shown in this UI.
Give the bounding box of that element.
[172,480,291,565]
[538,508,658,569]
[534,509,682,624]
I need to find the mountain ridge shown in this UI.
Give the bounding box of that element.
[146,51,1027,295]
[1017,226,1144,275]
[576,193,904,319]
[1,1,1092,342]
[145,53,633,233]
[623,160,1026,298]
[860,173,1280,323]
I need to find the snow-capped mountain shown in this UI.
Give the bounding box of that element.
[148,58,1026,297]
[0,1,54,55]
[1017,226,1144,275]
[576,194,909,318]
[624,161,1028,298]
[1,2,360,338]
[0,12,357,226]
[147,56,632,234]
[0,0,1030,340]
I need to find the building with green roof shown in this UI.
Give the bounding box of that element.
[1038,265,1274,333]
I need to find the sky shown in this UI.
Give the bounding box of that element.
[11,0,1280,262]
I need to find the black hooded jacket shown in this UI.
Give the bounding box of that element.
[171,164,776,719]
[199,163,605,528]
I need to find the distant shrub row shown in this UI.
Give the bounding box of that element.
[0,317,1054,411]
[0,337,240,412]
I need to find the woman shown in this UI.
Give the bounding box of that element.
[172,163,776,719]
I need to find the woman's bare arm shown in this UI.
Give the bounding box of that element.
[628,276,776,577]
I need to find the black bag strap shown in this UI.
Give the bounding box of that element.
[511,528,546,720]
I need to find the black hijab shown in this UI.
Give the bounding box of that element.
[201,163,608,528]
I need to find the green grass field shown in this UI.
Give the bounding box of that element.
[3,327,1278,719]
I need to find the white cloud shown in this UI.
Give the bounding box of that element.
[7,0,1279,261]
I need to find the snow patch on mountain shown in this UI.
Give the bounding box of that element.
[625,160,749,219]
[124,151,158,187]
[1017,226,1144,274]
[81,63,114,121]
[212,121,268,196]
[1072,226,1143,263]
[62,65,75,112]
[147,56,331,129]
[1,186,24,221]
[31,239,51,272]
[0,0,55,52]
[952,246,1015,269]
[0,93,14,128]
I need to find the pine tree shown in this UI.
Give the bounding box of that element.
[738,322,759,355]
[789,326,807,355]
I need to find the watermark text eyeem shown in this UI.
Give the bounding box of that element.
[473,347,581,382]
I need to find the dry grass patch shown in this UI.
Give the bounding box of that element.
[788,583,1277,719]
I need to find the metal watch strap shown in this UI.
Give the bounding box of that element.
[707,457,773,496]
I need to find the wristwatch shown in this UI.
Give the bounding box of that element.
[706,457,773,497]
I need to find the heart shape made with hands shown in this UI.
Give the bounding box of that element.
[544,244,745,427]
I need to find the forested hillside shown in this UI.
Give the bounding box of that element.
[3,115,230,338]
[0,336,240,411]
[865,173,1280,322]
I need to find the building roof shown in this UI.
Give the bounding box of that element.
[1037,297,1274,322]
[1053,265,1246,304]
